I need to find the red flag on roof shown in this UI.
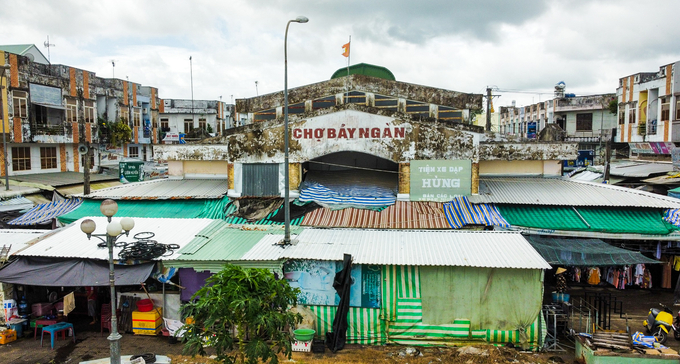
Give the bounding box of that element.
[342,42,350,57]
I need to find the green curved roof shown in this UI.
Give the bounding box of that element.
[331,63,396,81]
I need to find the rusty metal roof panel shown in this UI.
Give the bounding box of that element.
[471,177,680,208]
[76,179,229,200]
[301,201,450,229]
[241,228,550,269]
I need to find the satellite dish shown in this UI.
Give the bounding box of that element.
[78,144,89,155]
[26,53,35,61]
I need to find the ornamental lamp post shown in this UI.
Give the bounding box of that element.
[80,199,135,364]
[283,15,308,245]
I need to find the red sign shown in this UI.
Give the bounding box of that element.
[292,127,405,140]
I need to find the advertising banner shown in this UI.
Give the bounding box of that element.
[283,260,381,308]
[410,160,472,201]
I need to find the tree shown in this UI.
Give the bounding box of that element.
[182,265,302,364]
[108,119,132,147]
[608,99,618,115]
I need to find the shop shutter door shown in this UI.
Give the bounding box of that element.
[242,163,279,197]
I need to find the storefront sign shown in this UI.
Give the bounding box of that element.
[410,160,472,201]
[563,150,594,168]
[629,142,674,155]
[283,260,381,308]
[163,133,186,144]
[119,161,144,183]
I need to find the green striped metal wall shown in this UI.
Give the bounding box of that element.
[303,264,544,348]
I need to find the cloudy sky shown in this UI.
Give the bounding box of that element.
[3,0,679,108]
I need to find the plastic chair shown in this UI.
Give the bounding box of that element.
[101,304,112,336]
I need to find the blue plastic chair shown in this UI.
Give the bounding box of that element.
[40,322,75,349]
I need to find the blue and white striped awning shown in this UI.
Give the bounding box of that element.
[443,196,510,229]
[8,198,82,226]
[664,209,680,227]
[299,182,396,208]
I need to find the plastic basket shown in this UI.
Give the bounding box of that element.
[293,329,315,341]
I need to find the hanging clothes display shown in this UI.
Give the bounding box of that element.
[587,267,601,285]
[661,255,673,289]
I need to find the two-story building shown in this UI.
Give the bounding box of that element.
[616,61,679,159]
[159,99,233,143]
[0,47,161,178]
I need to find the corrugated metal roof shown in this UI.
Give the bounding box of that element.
[609,162,673,177]
[16,217,213,261]
[471,177,680,208]
[241,228,551,269]
[9,171,118,187]
[57,181,123,197]
[0,196,34,212]
[0,229,50,256]
[301,201,450,229]
[58,199,212,224]
[176,221,303,261]
[78,179,228,200]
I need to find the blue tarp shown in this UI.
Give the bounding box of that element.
[442,196,510,229]
[299,182,396,209]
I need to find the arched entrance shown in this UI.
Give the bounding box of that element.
[302,151,399,197]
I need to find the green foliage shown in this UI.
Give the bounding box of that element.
[207,123,214,133]
[109,119,132,146]
[608,99,618,115]
[181,265,302,364]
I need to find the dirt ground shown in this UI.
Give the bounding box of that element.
[0,284,676,364]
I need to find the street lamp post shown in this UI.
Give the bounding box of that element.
[80,199,135,364]
[0,63,10,191]
[283,15,308,245]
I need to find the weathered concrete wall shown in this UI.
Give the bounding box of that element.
[478,141,578,161]
[154,144,229,161]
[224,108,479,164]
[236,74,482,113]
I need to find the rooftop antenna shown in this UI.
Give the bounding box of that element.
[111,60,116,79]
[43,35,55,64]
[255,81,259,96]
[231,95,233,104]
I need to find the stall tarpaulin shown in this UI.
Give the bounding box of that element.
[0,257,154,286]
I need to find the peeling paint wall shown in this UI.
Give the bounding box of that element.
[224,108,479,164]
[154,144,229,161]
[478,141,578,161]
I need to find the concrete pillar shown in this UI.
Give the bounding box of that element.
[471,162,479,195]
[398,162,410,194]
[227,163,234,190]
[289,162,301,190]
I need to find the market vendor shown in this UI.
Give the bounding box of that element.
[555,267,568,293]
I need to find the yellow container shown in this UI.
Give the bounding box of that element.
[132,308,162,335]
[0,329,17,345]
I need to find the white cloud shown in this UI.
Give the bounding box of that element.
[1,0,678,109]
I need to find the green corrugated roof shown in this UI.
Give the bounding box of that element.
[57,196,231,224]
[498,205,678,235]
[331,63,396,80]
[0,44,33,55]
[175,220,303,261]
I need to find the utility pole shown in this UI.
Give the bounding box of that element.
[603,128,613,183]
[78,88,91,195]
[485,87,492,131]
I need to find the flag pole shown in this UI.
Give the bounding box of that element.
[346,35,350,103]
